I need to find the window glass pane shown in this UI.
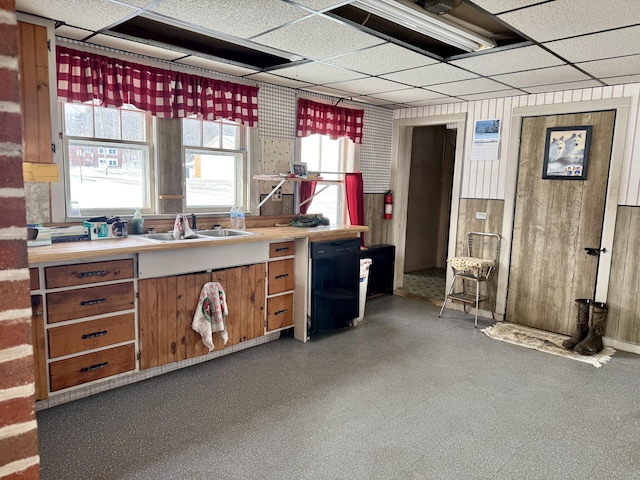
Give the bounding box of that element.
[68,140,149,209]
[301,135,320,170]
[93,107,121,140]
[64,103,93,137]
[222,123,239,150]
[202,121,220,148]
[121,110,146,142]
[185,149,239,207]
[182,118,201,146]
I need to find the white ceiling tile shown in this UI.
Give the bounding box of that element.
[459,89,525,101]
[522,80,602,94]
[245,72,314,88]
[54,25,93,41]
[88,34,187,60]
[404,97,460,107]
[451,45,563,76]
[577,55,640,79]
[602,74,640,86]
[350,95,399,106]
[176,56,259,76]
[16,0,139,31]
[381,63,478,87]
[253,15,383,60]
[151,0,308,39]
[498,0,640,42]
[545,26,640,63]
[303,85,355,97]
[288,0,348,11]
[467,0,542,14]
[369,88,447,103]
[492,65,590,88]
[324,77,407,95]
[269,62,366,84]
[324,43,437,75]
[428,78,507,96]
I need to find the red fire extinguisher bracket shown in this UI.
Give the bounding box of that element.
[384,190,393,220]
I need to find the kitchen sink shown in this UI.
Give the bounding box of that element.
[138,229,260,243]
[196,229,261,237]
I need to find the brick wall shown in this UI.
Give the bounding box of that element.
[0,0,41,478]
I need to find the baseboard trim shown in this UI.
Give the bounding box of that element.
[603,337,640,355]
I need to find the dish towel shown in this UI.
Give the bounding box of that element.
[173,213,195,240]
[192,282,229,351]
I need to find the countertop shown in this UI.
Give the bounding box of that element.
[28,225,368,264]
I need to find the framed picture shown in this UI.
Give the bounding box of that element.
[542,126,592,180]
[290,162,307,177]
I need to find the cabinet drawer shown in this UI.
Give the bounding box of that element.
[268,258,294,295]
[269,241,294,258]
[49,343,135,392]
[45,259,134,288]
[48,313,135,358]
[47,282,135,324]
[29,268,39,290]
[267,293,293,331]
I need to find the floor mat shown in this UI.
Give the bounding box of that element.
[482,322,615,368]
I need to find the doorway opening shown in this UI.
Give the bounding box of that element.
[397,124,456,304]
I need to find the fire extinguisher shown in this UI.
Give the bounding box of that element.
[384,190,393,220]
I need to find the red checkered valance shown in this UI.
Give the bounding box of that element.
[56,46,259,127]
[296,98,364,144]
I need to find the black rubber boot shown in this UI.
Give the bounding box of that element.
[562,298,590,350]
[574,302,608,356]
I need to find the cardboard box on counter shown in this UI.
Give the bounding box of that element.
[50,225,89,243]
[27,226,52,247]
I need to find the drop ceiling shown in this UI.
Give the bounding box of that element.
[16,0,640,109]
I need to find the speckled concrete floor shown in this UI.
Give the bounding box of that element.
[37,295,640,480]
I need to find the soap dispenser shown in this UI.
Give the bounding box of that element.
[132,208,144,234]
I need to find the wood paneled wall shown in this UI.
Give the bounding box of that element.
[606,206,640,344]
[455,199,504,304]
[394,84,640,206]
[364,193,389,247]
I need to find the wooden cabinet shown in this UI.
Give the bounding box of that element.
[266,241,295,332]
[31,258,137,395]
[138,263,266,370]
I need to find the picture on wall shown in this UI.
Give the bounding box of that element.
[542,126,592,180]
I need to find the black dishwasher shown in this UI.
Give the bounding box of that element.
[309,237,361,336]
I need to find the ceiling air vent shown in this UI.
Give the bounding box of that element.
[419,0,462,14]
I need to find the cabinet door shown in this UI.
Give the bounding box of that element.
[138,272,211,369]
[212,263,265,344]
[31,295,47,400]
[18,21,52,165]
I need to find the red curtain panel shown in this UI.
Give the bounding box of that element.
[299,181,317,214]
[345,172,365,247]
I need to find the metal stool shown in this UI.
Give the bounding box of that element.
[439,232,500,327]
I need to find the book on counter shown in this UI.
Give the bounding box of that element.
[50,225,89,243]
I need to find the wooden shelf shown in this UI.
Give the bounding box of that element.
[253,174,342,184]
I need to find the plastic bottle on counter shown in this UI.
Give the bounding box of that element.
[132,208,144,234]
[230,206,239,229]
[236,207,246,230]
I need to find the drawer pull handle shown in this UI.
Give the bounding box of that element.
[80,362,108,372]
[275,247,290,252]
[80,298,107,306]
[274,309,289,316]
[78,269,107,278]
[275,274,289,280]
[82,330,108,340]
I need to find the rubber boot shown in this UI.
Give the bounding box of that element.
[562,298,590,350]
[574,302,608,356]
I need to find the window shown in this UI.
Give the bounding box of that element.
[299,134,355,225]
[182,117,247,211]
[62,102,151,216]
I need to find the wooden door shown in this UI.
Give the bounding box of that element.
[507,111,615,334]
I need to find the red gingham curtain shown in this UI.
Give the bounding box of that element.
[296,98,363,144]
[57,46,259,126]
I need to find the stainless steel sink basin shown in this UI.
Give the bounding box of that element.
[196,229,260,237]
[140,232,204,242]
[138,229,260,243]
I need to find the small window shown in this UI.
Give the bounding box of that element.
[107,148,117,155]
[182,118,246,211]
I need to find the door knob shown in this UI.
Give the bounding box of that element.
[584,247,606,256]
